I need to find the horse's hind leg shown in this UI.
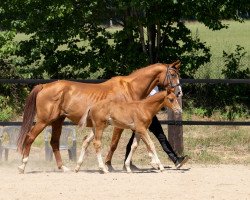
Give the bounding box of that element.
[18,121,47,173]
[75,129,94,172]
[50,117,70,172]
[105,127,123,171]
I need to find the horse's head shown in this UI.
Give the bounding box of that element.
[159,60,183,98]
[164,89,182,115]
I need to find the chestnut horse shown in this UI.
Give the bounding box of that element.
[17,61,182,173]
[76,90,182,173]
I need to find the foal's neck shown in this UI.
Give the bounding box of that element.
[143,91,166,117]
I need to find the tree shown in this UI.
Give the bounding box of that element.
[0,31,26,120]
[0,0,248,79]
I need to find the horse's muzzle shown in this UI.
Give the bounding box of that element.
[174,108,182,115]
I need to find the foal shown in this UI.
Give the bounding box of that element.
[76,90,182,173]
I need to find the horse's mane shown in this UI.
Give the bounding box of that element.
[128,63,166,78]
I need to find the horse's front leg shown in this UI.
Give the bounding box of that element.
[75,129,94,172]
[104,127,124,171]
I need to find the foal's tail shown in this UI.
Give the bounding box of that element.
[78,106,91,129]
[17,84,43,153]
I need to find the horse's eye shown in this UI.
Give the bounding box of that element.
[169,98,174,103]
[177,91,181,97]
[171,74,177,77]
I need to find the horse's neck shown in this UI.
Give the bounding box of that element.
[128,64,165,99]
[142,92,165,117]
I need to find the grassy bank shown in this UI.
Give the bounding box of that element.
[186,20,250,78]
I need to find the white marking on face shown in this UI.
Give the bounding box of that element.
[175,79,183,97]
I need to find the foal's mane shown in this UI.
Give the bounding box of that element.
[145,91,167,103]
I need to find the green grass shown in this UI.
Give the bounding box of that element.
[182,125,250,164]
[186,20,250,78]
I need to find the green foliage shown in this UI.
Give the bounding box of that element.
[0,1,249,119]
[183,45,249,120]
[0,31,27,120]
[0,0,246,79]
[222,45,249,79]
[0,96,13,121]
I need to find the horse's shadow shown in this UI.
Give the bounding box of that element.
[26,165,190,174]
[63,166,190,174]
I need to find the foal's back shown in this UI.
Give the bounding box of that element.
[89,91,167,130]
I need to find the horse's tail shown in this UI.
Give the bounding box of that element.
[17,84,43,153]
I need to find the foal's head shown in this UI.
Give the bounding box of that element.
[164,90,182,115]
[159,60,183,98]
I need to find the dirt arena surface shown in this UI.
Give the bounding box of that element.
[0,163,249,200]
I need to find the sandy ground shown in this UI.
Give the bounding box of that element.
[0,163,249,200]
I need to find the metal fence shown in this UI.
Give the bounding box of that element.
[0,78,249,126]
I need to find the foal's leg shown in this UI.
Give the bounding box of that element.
[18,121,47,173]
[93,126,109,173]
[124,134,141,173]
[50,117,70,172]
[140,131,164,172]
[75,129,95,172]
[105,127,124,171]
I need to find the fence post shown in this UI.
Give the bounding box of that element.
[167,96,183,155]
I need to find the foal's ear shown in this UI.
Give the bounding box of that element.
[166,88,173,95]
[171,60,181,69]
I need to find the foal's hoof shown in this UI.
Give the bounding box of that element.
[159,164,165,172]
[17,165,25,174]
[99,168,109,174]
[126,168,132,174]
[74,165,80,173]
[150,162,159,170]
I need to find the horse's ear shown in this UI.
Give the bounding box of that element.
[171,60,181,69]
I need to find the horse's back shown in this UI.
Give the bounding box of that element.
[34,80,110,123]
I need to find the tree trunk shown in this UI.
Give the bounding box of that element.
[139,25,147,54]
[147,24,156,64]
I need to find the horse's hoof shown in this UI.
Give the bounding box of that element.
[18,165,25,174]
[106,164,115,172]
[61,165,71,172]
